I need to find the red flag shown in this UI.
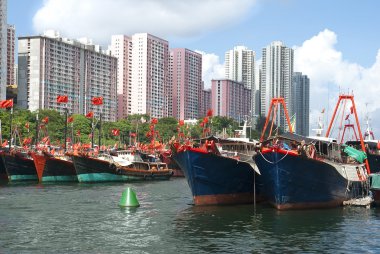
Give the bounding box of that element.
[76,130,81,137]
[22,137,32,146]
[67,116,74,123]
[85,111,94,118]
[2,140,8,147]
[199,122,205,128]
[179,120,184,126]
[130,132,136,137]
[42,117,49,124]
[41,136,50,144]
[56,95,68,103]
[206,109,213,117]
[91,97,103,105]
[0,99,13,108]
[111,129,120,136]
[25,122,30,130]
[151,118,158,125]
[203,117,209,124]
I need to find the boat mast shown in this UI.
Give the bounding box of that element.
[325,94,370,174]
[98,112,102,149]
[363,105,374,141]
[260,97,293,142]
[8,106,13,150]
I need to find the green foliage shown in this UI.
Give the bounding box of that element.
[155,117,178,142]
[0,109,253,145]
[211,116,239,136]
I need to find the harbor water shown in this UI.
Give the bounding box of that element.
[1,178,380,253]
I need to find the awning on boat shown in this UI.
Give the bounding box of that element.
[262,132,339,146]
[195,135,257,145]
[343,145,367,163]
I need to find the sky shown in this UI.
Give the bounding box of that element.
[7,0,380,136]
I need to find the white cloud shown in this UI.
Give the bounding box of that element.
[294,29,380,135]
[195,51,225,89]
[33,0,257,45]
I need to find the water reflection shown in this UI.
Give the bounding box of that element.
[1,178,380,253]
[174,204,348,253]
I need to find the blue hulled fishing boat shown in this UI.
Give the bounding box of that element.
[254,96,370,210]
[172,139,260,205]
[172,118,261,206]
[254,133,369,209]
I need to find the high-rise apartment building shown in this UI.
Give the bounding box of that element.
[110,35,132,119]
[225,46,255,90]
[199,82,211,118]
[0,0,6,100]
[225,46,255,115]
[292,72,310,136]
[131,33,170,118]
[260,41,294,128]
[211,79,251,122]
[170,48,202,120]
[18,31,117,121]
[7,24,15,86]
[13,63,17,85]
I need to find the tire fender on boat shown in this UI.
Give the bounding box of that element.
[109,163,117,171]
[306,144,316,159]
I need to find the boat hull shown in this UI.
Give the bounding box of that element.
[0,153,7,181]
[173,149,260,205]
[31,152,78,182]
[367,153,380,173]
[43,157,77,182]
[160,150,184,177]
[72,155,172,183]
[370,174,380,206]
[2,153,37,182]
[254,151,367,210]
[72,155,127,182]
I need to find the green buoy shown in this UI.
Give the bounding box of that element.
[119,187,140,207]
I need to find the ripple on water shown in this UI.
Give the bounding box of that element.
[1,179,380,253]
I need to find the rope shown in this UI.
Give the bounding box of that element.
[258,150,289,164]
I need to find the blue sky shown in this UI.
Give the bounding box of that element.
[7,0,380,134]
[8,0,380,66]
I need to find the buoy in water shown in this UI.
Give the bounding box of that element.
[119,187,140,207]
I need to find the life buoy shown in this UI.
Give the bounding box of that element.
[205,140,215,153]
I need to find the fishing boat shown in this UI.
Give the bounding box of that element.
[344,112,380,205]
[72,150,173,183]
[0,105,37,182]
[2,148,37,182]
[253,96,370,210]
[171,116,261,206]
[345,114,380,173]
[30,150,77,182]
